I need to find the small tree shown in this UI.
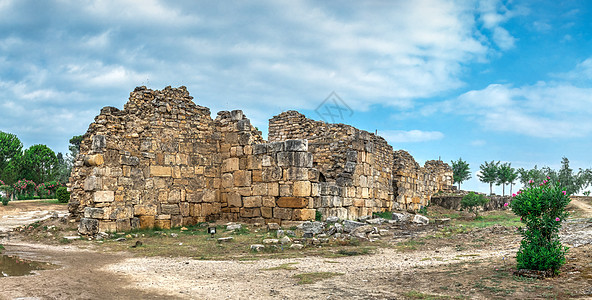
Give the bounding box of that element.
[451,158,471,190]
[478,161,499,195]
[496,162,516,196]
[460,192,490,218]
[511,179,570,275]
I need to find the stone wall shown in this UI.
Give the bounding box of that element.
[269,111,395,219]
[431,192,511,211]
[70,86,453,234]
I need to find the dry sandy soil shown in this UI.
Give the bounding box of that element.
[1,199,592,300]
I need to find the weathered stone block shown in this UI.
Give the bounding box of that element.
[233,170,251,187]
[121,155,140,166]
[79,218,99,235]
[171,215,183,228]
[150,166,172,177]
[273,207,292,220]
[293,209,315,221]
[285,139,308,152]
[261,207,273,219]
[154,219,171,229]
[116,219,131,232]
[240,208,261,218]
[222,158,239,172]
[139,216,155,229]
[179,202,190,216]
[84,176,101,191]
[243,196,262,208]
[277,152,312,168]
[84,207,104,219]
[227,192,242,207]
[293,181,311,197]
[94,191,114,203]
[84,154,104,167]
[252,182,267,196]
[161,204,180,215]
[262,196,275,207]
[99,220,116,233]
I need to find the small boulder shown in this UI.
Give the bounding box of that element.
[263,238,279,244]
[250,244,265,252]
[392,213,410,223]
[290,243,304,250]
[366,218,385,225]
[412,214,429,225]
[300,221,325,235]
[267,223,280,231]
[325,216,340,223]
[226,224,242,231]
[280,236,292,244]
[343,220,366,233]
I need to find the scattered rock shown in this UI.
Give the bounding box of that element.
[217,237,234,243]
[62,236,81,240]
[250,244,265,252]
[300,221,325,235]
[276,229,285,238]
[115,237,126,242]
[352,224,374,239]
[392,212,410,222]
[343,220,366,233]
[412,214,429,225]
[366,218,385,225]
[290,243,304,249]
[325,216,340,223]
[279,236,292,244]
[357,215,372,222]
[263,238,279,244]
[267,223,280,231]
[226,224,242,231]
[170,233,179,238]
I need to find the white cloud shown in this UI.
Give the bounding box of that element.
[381,130,444,143]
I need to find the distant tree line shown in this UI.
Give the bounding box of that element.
[451,157,592,196]
[0,131,82,199]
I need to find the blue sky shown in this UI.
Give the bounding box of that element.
[0,0,591,194]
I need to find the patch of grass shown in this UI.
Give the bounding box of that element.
[324,260,340,264]
[59,238,72,244]
[396,239,426,251]
[372,211,393,219]
[293,272,344,284]
[0,244,4,253]
[454,211,521,228]
[403,290,452,299]
[41,199,65,205]
[262,262,299,271]
[335,248,370,256]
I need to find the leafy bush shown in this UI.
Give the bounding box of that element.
[1,196,8,206]
[315,210,322,221]
[56,187,70,204]
[511,179,570,275]
[460,192,490,217]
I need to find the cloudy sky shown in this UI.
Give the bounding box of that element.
[1,0,591,194]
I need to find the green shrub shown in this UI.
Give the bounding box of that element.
[511,179,570,275]
[1,196,8,206]
[460,192,490,217]
[315,210,323,221]
[56,187,70,204]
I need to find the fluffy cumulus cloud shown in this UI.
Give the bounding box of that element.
[440,57,592,138]
[0,0,516,152]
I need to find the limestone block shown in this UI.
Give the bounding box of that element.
[155,219,171,229]
[139,215,155,229]
[262,155,272,167]
[94,191,114,203]
[293,181,311,197]
[284,167,309,181]
[276,197,307,208]
[253,144,267,155]
[246,156,262,170]
[293,209,315,221]
[243,196,262,208]
[221,173,234,188]
[252,170,263,182]
[121,155,140,166]
[277,152,312,168]
[92,135,106,152]
[84,207,104,219]
[261,207,273,219]
[171,215,183,228]
[135,204,157,216]
[252,183,267,196]
[190,203,202,216]
[161,204,180,215]
[233,170,251,187]
[84,176,101,191]
[273,207,293,220]
[150,166,172,177]
[262,196,275,207]
[353,198,365,207]
[203,189,217,202]
[78,218,99,235]
[268,183,279,196]
[98,220,116,233]
[84,154,104,167]
[227,192,242,207]
[262,167,282,181]
[222,158,239,172]
[116,219,131,232]
[240,208,261,218]
[279,184,292,197]
[285,139,308,152]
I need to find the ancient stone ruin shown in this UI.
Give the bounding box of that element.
[69,86,453,234]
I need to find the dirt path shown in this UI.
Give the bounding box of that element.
[0,241,179,300]
[569,197,592,215]
[0,200,68,232]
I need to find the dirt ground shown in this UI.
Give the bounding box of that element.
[1,199,592,300]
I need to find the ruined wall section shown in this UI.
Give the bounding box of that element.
[393,151,453,210]
[269,111,394,219]
[70,86,221,233]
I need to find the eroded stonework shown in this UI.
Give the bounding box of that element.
[69,86,452,234]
